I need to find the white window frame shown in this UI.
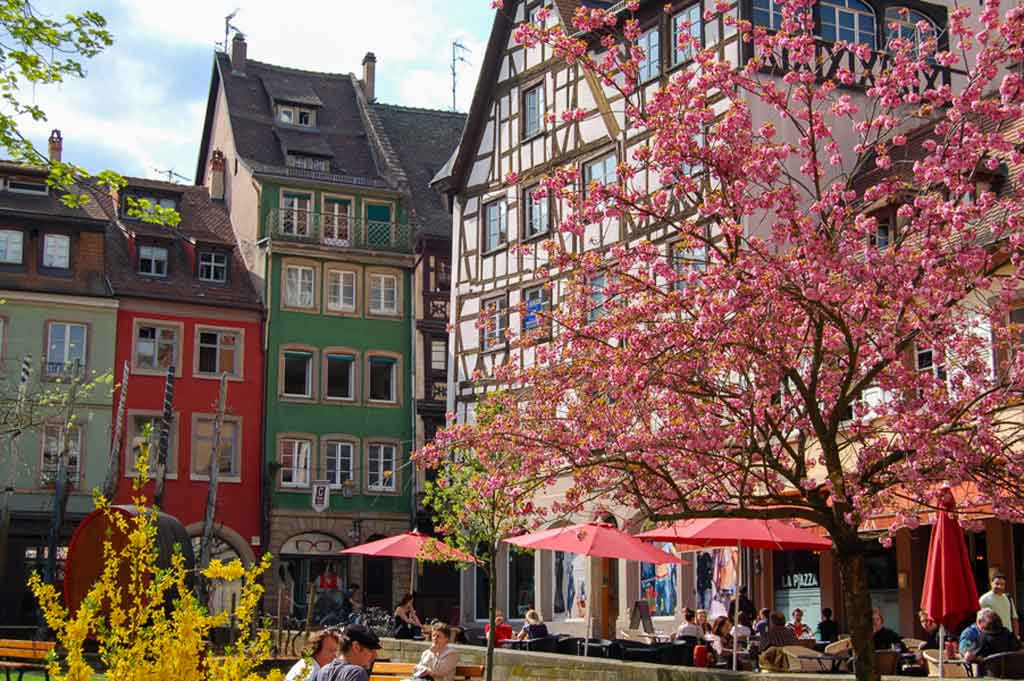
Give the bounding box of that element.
[367,356,397,403]
[367,443,397,492]
[190,415,240,481]
[138,245,168,277]
[134,323,178,372]
[885,7,936,53]
[369,273,399,315]
[323,198,352,243]
[126,412,178,479]
[588,273,609,323]
[637,25,661,82]
[817,0,877,47]
[283,351,314,398]
[522,285,550,332]
[483,296,509,350]
[198,251,228,283]
[325,353,356,401]
[483,200,507,253]
[325,440,354,489]
[524,185,549,239]
[285,265,316,308]
[0,230,23,264]
[281,192,312,236]
[42,234,70,269]
[672,242,707,290]
[752,0,784,29]
[7,179,47,195]
[327,270,357,312]
[430,339,447,372]
[672,4,702,64]
[915,345,948,382]
[46,322,87,377]
[41,423,81,485]
[523,83,545,138]
[279,438,312,488]
[195,327,241,378]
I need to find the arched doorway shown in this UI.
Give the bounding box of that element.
[185,523,256,617]
[278,531,350,621]
[362,534,393,611]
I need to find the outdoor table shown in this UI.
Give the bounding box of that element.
[797,653,846,673]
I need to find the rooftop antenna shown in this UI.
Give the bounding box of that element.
[451,40,471,112]
[153,167,189,184]
[219,9,241,52]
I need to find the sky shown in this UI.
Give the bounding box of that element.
[20,1,495,182]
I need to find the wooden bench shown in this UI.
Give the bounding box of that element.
[0,639,54,681]
[369,661,484,680]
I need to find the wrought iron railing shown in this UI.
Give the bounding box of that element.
[266,209,414,254]
[757,39,963,93]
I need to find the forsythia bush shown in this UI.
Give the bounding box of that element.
[29,480,282,681]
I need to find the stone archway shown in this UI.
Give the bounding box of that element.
[185,523,257,616]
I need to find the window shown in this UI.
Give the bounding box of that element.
[325,440,354,488]
[127,413,177,478]
[325,353,355,400]
[817,0,876,46]
[127,194,177,217]
[753,0,784,29]
[327,270,357,312]
[434,257,451,290]
[640,543,679,617]
[367,443,396,492]
[41,424,81,485]
[584,152,617,190]
[46,322,86,377]
[672,5,703,64]
[870,214,892,250]
[523,84,545,138]
[524,186,549,238]
[286,155,330,172]
[885,7,936,53]
[522,285,550,332]
[134,323,177,372]
[916,346,947,382]
[279,106,314,127]
[197,329,240,377]
[285,265,316,308]
[0,230,23,264]
[283,351,313,398]
[42,234,70,269]
[7,179,47,194]
[279,107,293,124]
[279,438,312,488]
[369,273,399,315]
[281,193,311,236]
[138,245,168,277]
[430,340,447,372]
[199,252,228,283]
[191,416,239,480]
[323,198,351,243]
[483,200,507,252]
[482,296,509,350]
[368,356,396,402]
[365,203,394,247]
[508,548,536,619]
[672,242,707,290]
[588,273,609,322]
[637,25,661,81]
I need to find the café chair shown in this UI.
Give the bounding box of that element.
[923,649,971,678]
[980,650,1024,679]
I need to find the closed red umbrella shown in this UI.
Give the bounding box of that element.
[921,494,978,678]
[506,521,687,564]
[339,531,476,563]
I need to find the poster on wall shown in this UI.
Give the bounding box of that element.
[553,551,588,621]
[695,548,737,619]
[640,542,678,617]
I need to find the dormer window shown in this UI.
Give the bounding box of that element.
[6,178,48,195]
[198,251,228,283]
[124,193,178,219]
[286,155,330,172]
[138,245,168,277]
[278,105,315,127]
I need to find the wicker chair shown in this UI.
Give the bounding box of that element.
[923,649,971,677]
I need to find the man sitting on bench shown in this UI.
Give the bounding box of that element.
[316,624,381,681]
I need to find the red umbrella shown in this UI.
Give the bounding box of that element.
[636,517,832,551]
[921,494,978,676]
[637,518,831,670]
[339,531,476,563]
[505,521,688,564]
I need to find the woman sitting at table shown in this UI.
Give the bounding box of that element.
[733,611,753,649]
[392,593,422,640]
[710,615,735,657]
[410,622,459,681]
[677,608,703,640]
[516,609,549,640]
[696,609,711,635]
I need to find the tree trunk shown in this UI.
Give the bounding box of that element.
[485,552,497,681]
[837,543,877,681]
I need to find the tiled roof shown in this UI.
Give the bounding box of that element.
[215,52,382,182]
[0,163,110,224]
[372,104,466,236]
[102,177,261,311]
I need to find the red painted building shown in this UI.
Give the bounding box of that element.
[107,177,264,609]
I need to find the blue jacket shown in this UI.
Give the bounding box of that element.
[960,624,982,654]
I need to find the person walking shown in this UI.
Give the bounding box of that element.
[980,574,1019,637]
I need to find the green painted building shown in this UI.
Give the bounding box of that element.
[197,38,427,614]
[0,157,116,624]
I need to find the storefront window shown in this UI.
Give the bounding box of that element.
[866,545,899,630]
[696,548,738,619]
[475,565,490,621]
[640,542,679,617]
[553,551,587,621]
[508,549,535,619]
[773,550,822,634]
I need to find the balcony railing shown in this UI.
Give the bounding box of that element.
[266,208,414,254]
[757,39,962,94]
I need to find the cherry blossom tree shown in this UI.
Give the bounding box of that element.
[422,1,1024,679]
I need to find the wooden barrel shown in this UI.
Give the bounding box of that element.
[63,505,195,615]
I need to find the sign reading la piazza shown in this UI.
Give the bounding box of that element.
[312,481,330,513]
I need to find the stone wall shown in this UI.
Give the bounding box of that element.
[379,639,927,681]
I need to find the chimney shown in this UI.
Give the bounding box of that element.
[209,149,226,201]
[361,52,377,102]
[231,33,247,74]
[48,129,62,163]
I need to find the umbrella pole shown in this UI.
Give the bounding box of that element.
[939,624,944,679]
[733,540,740,671]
